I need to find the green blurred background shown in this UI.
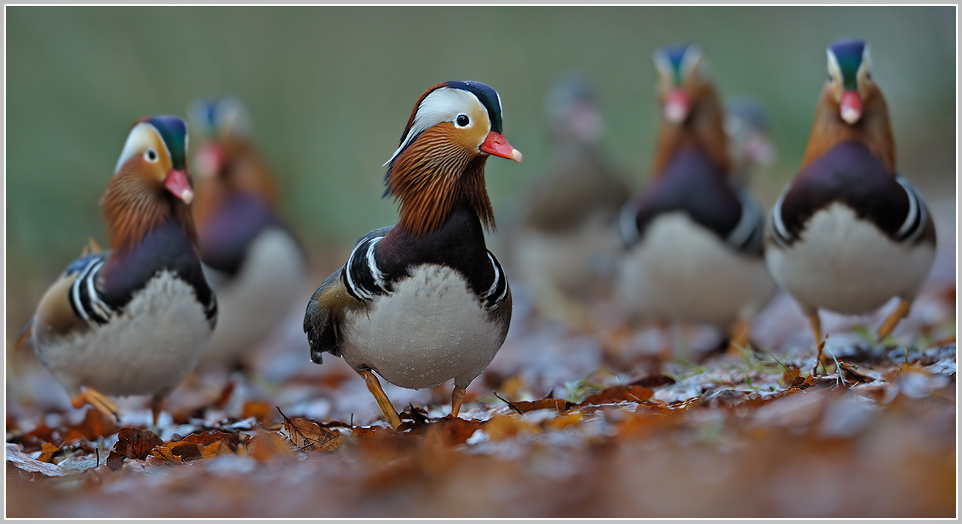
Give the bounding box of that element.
[5,6,956,334]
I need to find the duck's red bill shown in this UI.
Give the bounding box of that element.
[164,170,194,204]
[481,132,523,163]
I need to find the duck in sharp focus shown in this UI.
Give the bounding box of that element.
[303,81,523,429]
[504,72,632,326]
[19,116,217,423]
[766,39,936,373]
[188,97,308,372]
[616,44,777,356]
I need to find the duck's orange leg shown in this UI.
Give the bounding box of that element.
[360,369,401,430]
[877,299,912,343]
[451,386,466,419]
[71,386,120,424]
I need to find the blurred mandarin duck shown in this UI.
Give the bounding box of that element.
[304,81,522,429]
[724,96,776,187]
[18,116,217,423]
[505,72,631,325]
[188,97,308,371]
[766,39,936,373]
[616,44,777,355]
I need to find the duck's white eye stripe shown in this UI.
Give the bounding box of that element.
[384,87,482,166]
[115,122,172,173]
[827,50,842,82]
[653,51,672,79]
[681,47,701,76]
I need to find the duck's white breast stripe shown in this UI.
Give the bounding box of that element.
[70,259,100,324]
[344,238,373,301]
[481,252,509,310]
[367,237,388,292]
[726,186,760,250]
[895,176,926,244]
[484,252,501,299]
[770,188,792,247]
[85,261,113,319]
[69,258,114,326]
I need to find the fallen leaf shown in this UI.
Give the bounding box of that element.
[483,415,540,441]
[410,416,483,447]
[37,443,59,463]
[838,362,880,384]
[242,401,275,424]
[495,392,574,414]
[790,375,818,390]
[200,440,237,460]
[545,410,584,430]
[514,398,574,414]
[5,443,68,477]
[151,441,203,463]
[277,408,341,453]
[580,385,653,406]
[177,430,242,451]
[71,407,119,442]
[113,427,163,460]
[105,451,125,472]
[246,430,295,462]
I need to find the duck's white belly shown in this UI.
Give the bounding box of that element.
[340,264,506,390]
[513,213,621,299]
[617,212,777,326]
[198,227,306,368]
[35,271,213,398]
[766,203,935,314]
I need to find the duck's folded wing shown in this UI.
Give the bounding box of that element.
[304,268,343,362]
[29,252,112,347]
[304,226,393,363]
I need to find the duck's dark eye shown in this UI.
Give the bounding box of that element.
[456,114,469,127]
[144,149,158,162]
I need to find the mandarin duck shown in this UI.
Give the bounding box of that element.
[18,116,217,423]
[304,81,522,429]
[616,44,777,354]
[766,39,937,373]
[187,97,308,371]
[504,72,631,324]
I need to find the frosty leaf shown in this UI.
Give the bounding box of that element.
[5,443,68,477]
